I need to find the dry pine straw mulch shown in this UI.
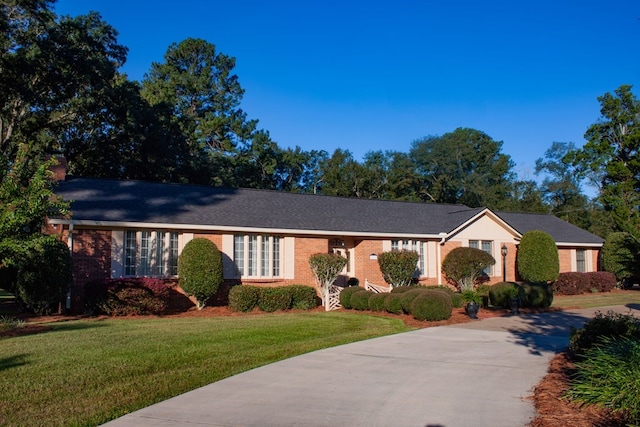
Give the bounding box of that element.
[1,306,623,426]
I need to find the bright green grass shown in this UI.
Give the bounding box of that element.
[552,290,640,309]
[0,312,409,426]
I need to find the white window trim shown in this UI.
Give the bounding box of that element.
[388,239,428,278]
[112,229,181,278]
[231,234,285,279]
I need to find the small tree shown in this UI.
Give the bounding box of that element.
[178,238,223,309]
[602,232,640,282]
[377,250,420,288]
[442,247,495,291]
[309,253,347,310]
[13,237,72,315]
[517,230,559,283]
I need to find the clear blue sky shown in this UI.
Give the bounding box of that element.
[55,0,639,183]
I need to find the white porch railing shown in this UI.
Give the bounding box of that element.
[326,285,342,311]
[364,279,391,293]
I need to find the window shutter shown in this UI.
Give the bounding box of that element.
[111,230,124,278]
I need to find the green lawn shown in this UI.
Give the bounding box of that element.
[0,312,409,427]
[552,289,640,309]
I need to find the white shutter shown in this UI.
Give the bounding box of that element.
[283,237,295,279]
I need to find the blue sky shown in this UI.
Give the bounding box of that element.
[55,0,639,183]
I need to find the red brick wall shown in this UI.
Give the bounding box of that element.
[194,233,223,248]
[353,239,384,285]
[71,229,112,312]
[558,248,572,273]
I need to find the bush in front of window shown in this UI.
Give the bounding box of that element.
[553,272,590,295]
[377,250,420,288]
[178,238,223,310]
[585,271,617,292]
[228,285,260,312]
[84,278,169,316]
[442,247,495,291]
[517,230,559,284]
[287,285,319,309]
[257,287,292,312]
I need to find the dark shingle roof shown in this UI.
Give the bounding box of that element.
[53,178,604,245]
[495,211,604,245]
[54,178,483,236]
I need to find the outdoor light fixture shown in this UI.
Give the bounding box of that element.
[501,244,508,282]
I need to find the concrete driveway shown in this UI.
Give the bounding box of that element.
[102,304,640,427]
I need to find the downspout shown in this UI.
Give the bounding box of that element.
[437,232,447,284]
[65,221,74,310]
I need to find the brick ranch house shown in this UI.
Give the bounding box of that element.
[47,175,604,312]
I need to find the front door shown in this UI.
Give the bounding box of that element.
[329,238,352,286]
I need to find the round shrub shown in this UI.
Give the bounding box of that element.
[378,250,420,287]
[350,290,374,311]
[410,290,453,321]
[521,282,553,308]
[400,288,427,314]
[517,230,559,284]
[287,285,319,309]
[340,286,362,309]
[390,285,418,294]
[368,293,388,312]
[586,272,617,293]
[258,287,292,312]
[228,285,260,312]
[451,292,463,308]
[384,293,404,314]
[178,238,223,309]
[489,282,520,308]
[442,247,495,291]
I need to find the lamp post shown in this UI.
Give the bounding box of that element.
[501,244,508,282]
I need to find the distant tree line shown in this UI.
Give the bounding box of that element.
[2,0,640,298]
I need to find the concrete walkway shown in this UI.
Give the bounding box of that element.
[102,304,640,427]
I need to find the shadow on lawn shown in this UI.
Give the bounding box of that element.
[0,354,29,372]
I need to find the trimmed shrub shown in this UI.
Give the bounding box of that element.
[377,250,420,288]
[257,287,292,312]
[84,278,170,316]
[339,286,362,309]
[178,238,223,309]
[368,293,388,312]
[585,271,617,293]
[451,292,463,308]
[384,293,404,314]
[517,230,559,284]
[400,288,427,314]
[228,285,260,312]
[602,231,640,282]
[567,337,640,425]
[390,285,417,294]
[287,285,319,309]
[410,290,453,321]
[568,310,640,355]
[350,290,374,311]
[520,282,553,308]
[554,272,590,295]
[442,247,495,291]
[488,282,520,308]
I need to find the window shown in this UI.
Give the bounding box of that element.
[576,249,586,272]
[391,240,426,277]
[124,230,179,277]
[469,240,494,275]
[234,235,282,278]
